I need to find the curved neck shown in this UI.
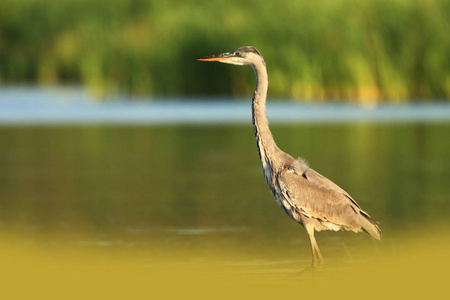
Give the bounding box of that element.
[251,58,279,163]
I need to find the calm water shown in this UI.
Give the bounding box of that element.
[0,122,449,257]
[1,94,450,296]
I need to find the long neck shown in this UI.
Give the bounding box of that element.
[251,58,280,168]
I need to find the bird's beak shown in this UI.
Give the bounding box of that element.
[197,52,233,62]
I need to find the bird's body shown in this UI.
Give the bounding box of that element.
[198,46,381,267]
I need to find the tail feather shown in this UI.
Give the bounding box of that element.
[360,210,382,240]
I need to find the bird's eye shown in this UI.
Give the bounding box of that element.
[235,51,241,56]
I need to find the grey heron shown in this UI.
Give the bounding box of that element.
[198,46,381,268]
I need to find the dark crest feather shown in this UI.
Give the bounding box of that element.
[234,46,261,56]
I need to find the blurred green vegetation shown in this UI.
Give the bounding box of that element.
[0,0,449,102]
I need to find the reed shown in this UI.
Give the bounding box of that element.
[0,0,448,102]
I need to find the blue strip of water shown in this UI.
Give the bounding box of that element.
[0,87,449,125]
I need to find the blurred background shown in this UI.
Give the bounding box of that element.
[1,0,449,102]
[0,0,449,298]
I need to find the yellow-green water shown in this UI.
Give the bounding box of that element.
[1,233,448,299]
[0,123,449,299]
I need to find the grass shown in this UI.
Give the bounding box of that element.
[0,0,449,102]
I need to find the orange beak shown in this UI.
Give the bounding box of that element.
[197,52,233,62]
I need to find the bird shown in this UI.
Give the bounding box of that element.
[198,46,381,268]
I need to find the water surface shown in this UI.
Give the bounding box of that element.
[1,90,449,296]
[1,123,448,253]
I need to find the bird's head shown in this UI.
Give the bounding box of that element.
[197,46,263,66]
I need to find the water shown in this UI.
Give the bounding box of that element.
[0,88,449,297]
[2,87,450,125]
[1,122,449,245]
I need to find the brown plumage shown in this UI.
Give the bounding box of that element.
[198,46,381,268]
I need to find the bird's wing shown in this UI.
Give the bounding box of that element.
[289,158,361,208]
[277,161,381,238]
[277,165,364,229]
[302,167,362,208]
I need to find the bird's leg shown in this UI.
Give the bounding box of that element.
[306,227,324,268]
[313,243,324,267]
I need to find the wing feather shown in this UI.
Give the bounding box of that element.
[278,163,381,239]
